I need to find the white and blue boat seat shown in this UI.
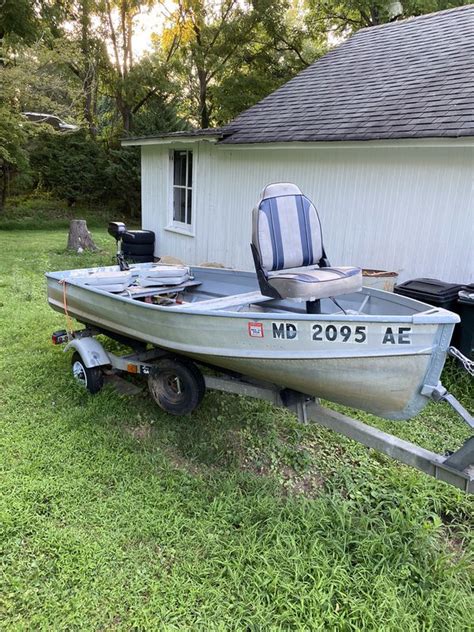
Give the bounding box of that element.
[251,183,362,302]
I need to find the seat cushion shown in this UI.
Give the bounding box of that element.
[138,265,190,287]
[81,270,134,292]
[268,266,362,300]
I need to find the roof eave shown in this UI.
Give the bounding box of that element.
[215,136,474,149]
[121,134,222,147]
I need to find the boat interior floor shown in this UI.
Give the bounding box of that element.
[118,280,422,317]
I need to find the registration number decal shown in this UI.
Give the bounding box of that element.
[382,326,412,344]
[312,323,367,343]
[265,322,412,344]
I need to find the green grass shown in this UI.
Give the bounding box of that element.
[0,195,137,231]
[0,228,473,630]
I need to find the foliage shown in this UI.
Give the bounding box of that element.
[159,0,324,127]
[0,108,30,210]
[29,129,109,206]
[0,0,471,211]
[0,0,69,48]
[0,227,473,629]
[306,0,473,34]
[103,146,141,215]
[0,0,41,44]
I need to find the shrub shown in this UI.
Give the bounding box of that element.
[29,129,109,206]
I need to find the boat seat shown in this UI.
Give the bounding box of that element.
[268,266,361,301]
[251,183,362,305]
[137,265,190,288]
[81,270,134,293]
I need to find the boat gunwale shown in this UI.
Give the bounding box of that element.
[45,266,460,326]
[46,294,442,360]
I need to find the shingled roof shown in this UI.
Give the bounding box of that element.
[219,5,474,144]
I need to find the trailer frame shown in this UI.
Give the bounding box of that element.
[58,327,474,494]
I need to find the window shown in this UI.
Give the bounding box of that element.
[171,150,193,226]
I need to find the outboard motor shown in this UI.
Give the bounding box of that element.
[108,222,157,269]
[108,221,129,271]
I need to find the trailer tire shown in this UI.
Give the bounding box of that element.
[122,243,155,256]
[148,357,205,415]
[122,230,155,245]
[71,352,104,394]
[125,254,155,263]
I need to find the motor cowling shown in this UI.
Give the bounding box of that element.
[108,221,127,240]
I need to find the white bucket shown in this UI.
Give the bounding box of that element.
[362,269,399,292]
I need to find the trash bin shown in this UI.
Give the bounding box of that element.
[394,278,465,345]
[457,286,474,359]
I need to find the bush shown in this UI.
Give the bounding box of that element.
[29,129,109,206]
[103,146,141,217]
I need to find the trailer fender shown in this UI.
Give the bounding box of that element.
[64,337,111,368]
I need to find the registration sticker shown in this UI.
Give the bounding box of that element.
[248,322,264,338]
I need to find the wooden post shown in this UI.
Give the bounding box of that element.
[67,219,98,252]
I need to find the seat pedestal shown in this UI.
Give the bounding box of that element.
[306,299,321,314]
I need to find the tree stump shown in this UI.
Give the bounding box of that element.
[67,219,98,252]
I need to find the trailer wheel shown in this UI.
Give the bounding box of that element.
[148,358,205,415]
[71,352,104,394]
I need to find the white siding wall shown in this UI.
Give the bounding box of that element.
[141,142,474,283]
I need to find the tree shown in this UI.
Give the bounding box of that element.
[210,0,327,124]
[63,0,106,135]
[97,0,170,133]
[306,0,472,34]
[0,108,29,211]
[160,0,318,128]
[0,0,40,45]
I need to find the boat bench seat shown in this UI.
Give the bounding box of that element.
[251,183,362,303]
[137,265,190,287]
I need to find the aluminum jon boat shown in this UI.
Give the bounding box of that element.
[46,183,474,492]
[46,258,462,421]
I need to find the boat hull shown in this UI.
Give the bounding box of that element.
[46,265,458,420]
[183,353,432,419]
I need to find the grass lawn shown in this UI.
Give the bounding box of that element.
[0,224,473,630]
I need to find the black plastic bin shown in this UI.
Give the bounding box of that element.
[394,278,465,346]
[457,286,474,359]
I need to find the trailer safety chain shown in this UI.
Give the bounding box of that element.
[59,279,74,334]
[448,346,474,376]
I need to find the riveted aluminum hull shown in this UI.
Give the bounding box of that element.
[46,265,459,420]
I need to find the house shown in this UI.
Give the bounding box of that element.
[122,5,474,283]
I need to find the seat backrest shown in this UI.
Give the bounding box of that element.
[252,183,324,272]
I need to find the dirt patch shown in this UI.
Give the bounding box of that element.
[161,445,209,477]
[442,529,468,563]
[232,428,326,498]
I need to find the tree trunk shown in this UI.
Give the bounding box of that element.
[197,67,209,128]
[81,0,97,136]
[117,94,132,132]
[67,219,99,251]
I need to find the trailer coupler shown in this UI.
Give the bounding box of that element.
[422,382,474,429]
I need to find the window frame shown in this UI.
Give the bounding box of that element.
[166,149,195,237]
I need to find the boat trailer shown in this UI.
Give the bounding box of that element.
[53,326,474,494]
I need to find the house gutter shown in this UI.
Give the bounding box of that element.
[122,135,474,149]
[121,135,222,147]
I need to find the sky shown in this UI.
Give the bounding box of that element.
[132,2,174,58]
